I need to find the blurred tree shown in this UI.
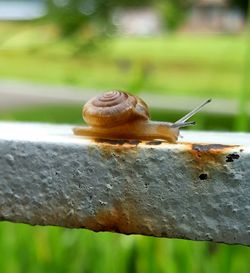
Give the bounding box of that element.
[46,0,114,54]
[47,0,95,37]
[47,0,154,38]
[157,0,193,31]
[47,0,192,37]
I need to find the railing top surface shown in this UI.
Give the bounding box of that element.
[0,121,249,146]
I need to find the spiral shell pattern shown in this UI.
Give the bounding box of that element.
[83,90,149,128]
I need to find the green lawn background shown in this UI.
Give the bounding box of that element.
[0,22,247,99]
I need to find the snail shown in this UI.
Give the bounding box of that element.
[73,90,211,143]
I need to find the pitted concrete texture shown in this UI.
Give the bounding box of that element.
[0,122,250,245]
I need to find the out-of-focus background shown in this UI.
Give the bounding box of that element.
[0,0,250,272]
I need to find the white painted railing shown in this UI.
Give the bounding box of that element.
[0,122,249,245]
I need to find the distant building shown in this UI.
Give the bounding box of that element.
[0,0,47,21]
[113,8,162,36]
[182,0,245,33]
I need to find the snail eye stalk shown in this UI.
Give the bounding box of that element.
[173,99,211,127]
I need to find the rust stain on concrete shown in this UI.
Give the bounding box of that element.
[83,201,140,234]
[184,143,239,164]
[91,138,140,156]
[182,142,241,181]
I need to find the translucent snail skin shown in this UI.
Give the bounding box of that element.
[73,91,211,143]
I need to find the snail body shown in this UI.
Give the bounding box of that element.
[73,91,211,143]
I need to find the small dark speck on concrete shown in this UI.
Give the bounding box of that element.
[226,153,240,162]
[199,173,208,180]
[146,140,163,145]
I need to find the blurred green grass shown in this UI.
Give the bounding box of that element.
[0,222,250,273]
[0,22,247,99]
[0,22,250,273]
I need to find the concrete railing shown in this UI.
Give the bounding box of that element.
[0,121,250,246]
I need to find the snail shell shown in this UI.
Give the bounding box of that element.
[83,91,149,128]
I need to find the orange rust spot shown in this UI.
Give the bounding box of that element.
[83,201,139,234]
[182,143,239,160]
[186,143,238,165]
[191,143,238,152]
[94,138,169,147]
[82,199,179,237]
[190,143,240,164]
[184,143,241,181]
[90,138,140,157]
